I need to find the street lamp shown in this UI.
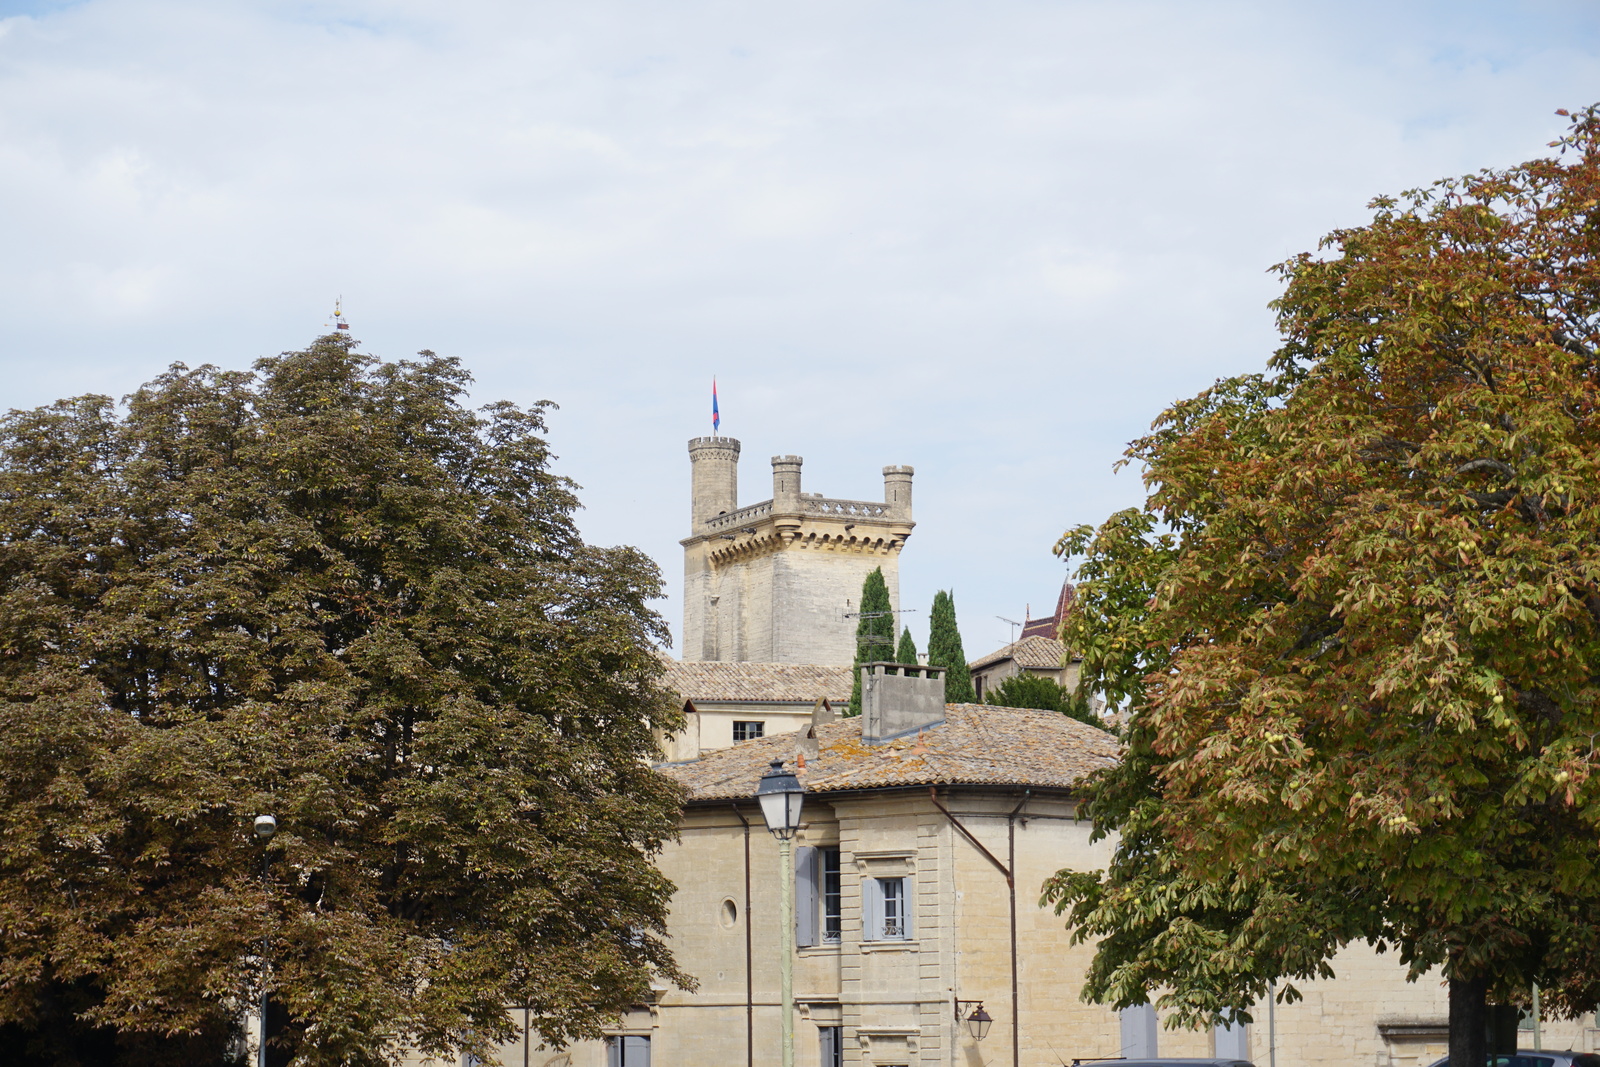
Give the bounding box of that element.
[254,815,276,1067]
[955,998,992,1042]
[756,760,805,1067]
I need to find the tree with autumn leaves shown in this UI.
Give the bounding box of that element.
[1044,107,1600,1067]
[0,337,688,1065]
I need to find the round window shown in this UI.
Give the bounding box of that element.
[719,898,739,928]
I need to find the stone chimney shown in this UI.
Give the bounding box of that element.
[861,662,947,744]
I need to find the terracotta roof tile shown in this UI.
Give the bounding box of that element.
[967,635,1071,672]
[663,661,853,703]
[661,703,1120,799]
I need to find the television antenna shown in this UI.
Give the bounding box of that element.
[843,605,918,653]
[997,615,1023,647]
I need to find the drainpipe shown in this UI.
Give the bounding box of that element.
[1007,791,1030,1067]
[731,804,754,1067]
[928,787,1029,1067]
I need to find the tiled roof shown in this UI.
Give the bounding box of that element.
[661,703,1120,799]
[967,635,1070,673]
[1020,582,1075,640]
[663,661,853,703]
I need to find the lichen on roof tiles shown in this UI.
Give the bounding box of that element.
[660,703,1121,800]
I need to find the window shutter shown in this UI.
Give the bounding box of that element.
[900,876,913,939]
[607,1037,621,1067]
[863,877,881,940]
[794,846,818,947]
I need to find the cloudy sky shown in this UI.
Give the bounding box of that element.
[3,0,1599,657]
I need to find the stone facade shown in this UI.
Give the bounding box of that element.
[967,636,1079,704]
[403,699,1600,1067]
[681,437,914,665]
[658,660,853,761]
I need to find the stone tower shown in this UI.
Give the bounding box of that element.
[682,437,915,664]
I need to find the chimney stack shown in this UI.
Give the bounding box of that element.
[861,662,947,744]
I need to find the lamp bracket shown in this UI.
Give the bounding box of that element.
[953,997,984,1021]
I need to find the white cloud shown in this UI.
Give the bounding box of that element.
[2,0,1598,654]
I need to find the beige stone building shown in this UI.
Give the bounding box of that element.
[967,636,1079,704]
[483,676,1600,1067]
[681,437,914,666]
[410,442,1600,1067]
[659,660,851,762]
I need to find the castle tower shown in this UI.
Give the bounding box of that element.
[681,439,915,664]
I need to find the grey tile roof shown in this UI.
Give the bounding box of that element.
[661,703,1120,799]
[663,660,853,703]
[968,635,1071,672]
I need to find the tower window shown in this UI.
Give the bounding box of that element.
[733,721,765,742]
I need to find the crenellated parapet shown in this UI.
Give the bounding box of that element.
[681,439,915,664]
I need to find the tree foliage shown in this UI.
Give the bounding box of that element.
[896,626,918,666]
[848,567,895,716]
[927,590,975,704]
[1042,107,1600,1055]
[983,672,1099,727]
[0,336,689,1066]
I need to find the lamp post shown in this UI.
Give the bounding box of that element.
[756,760,805,1067]
[253,815,276,1067]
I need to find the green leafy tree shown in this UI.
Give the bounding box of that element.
[0,336,689,1066]
[896,626,919,665]
[927,590,975,704]
[848,567,895,716]
[984,672,1099,727]
[1041,108,1600,1067]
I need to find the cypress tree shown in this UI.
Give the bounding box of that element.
[848,567,895,716]
[927,590,976,703]
[896,626,918,665]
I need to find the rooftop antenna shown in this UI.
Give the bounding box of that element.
[843,605,919,656]
[997,615,1023,649]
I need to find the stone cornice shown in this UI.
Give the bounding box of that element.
[682,507,913,562]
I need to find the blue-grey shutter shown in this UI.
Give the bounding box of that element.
[900,875,913,939]
[1213,1017,1248,1060]
[1120,1004,1158,1058]
[795,846,818,947]
[862,876,881,940]
[607,1037,621,1067]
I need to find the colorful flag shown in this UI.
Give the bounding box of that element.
[712,378,720,434]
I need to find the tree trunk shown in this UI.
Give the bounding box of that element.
[1450,976,1489,1067]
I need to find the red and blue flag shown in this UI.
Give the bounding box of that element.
[712,378,720,433]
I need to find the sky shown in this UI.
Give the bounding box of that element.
[3,0,1599,658]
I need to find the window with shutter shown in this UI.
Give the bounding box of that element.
[819,1026,843,1067]
[607,1036,651,1067]
[865,876,911,940]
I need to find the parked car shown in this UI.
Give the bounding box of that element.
[1426,1052,1600,1067]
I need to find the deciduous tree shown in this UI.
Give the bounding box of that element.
[1042,108,1600,1066]
[0,336,689,1066]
